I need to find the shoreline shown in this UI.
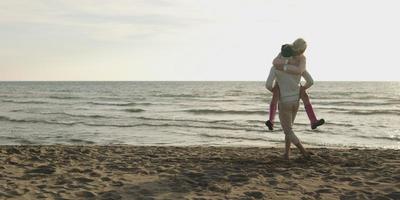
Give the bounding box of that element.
[1,144,397,150]
[1,145,399,199]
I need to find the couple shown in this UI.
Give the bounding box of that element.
[265,38,324,160]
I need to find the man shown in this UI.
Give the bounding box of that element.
[265,38,314,159]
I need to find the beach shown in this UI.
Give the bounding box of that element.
[1,145,399,200]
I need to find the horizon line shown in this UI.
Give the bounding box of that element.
[0,80,399,82]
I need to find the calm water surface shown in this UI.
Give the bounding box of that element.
[0,81,399,149]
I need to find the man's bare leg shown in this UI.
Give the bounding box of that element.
[284,135,291,160]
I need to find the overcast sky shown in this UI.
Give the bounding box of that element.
[1,0,399,81]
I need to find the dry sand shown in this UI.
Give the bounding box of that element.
[0,145,399,200]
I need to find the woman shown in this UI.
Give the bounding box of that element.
[265,38,312,159]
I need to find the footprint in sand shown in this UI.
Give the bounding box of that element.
[99,190,122,200]
[74,177,95,183]
[349,181,363,187]
[75,191,96,198]
[244,191,264,199]
[26,165,56,175]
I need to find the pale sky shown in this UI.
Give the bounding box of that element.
[1,0,399,81]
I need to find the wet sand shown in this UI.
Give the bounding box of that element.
[0,145,399,200]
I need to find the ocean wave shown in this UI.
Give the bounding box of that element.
[198,133,274,142]
[224,91,243,96]
[185,109,266,115]
[354,135,400,142]
[53,89,73,93]
[15,138,37,145]
[213,99,237,102]
[88,101,152,106]
[82,123,135,128]
[227,90,243,93]
[314,106,400,115]
[0,116,79,126]
[246,120,266,124]
[88,101,137,106]
[247,119,355,128]
[324,122,354,127]
[9,110,113,119]
[132,117,270,132]
[55,112,111,119]
[68,138,95,144]
[124,108,145,113]
[1,114,263,132]
[2,99,48,104]
[81,122,265,133]
[312,95,394,100]
[157,123,264,133]
[48,96,80,100]
[9,109,24,113]
[0,136,37,145]
[96,97,125,101]
[387,99,400,103]
[154,94,199,98]
[314,101,395,106]
[0,136,21,140]
[54,112,113,119]
[326,110,400,115]
[134,116,231,124]
[187,98,237,102]
[326,91,370,96]
[135,102,152,106]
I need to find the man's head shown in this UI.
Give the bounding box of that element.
[281,44,294,58]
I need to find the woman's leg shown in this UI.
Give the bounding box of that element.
[266,85,280,130]
[300,90,325,129]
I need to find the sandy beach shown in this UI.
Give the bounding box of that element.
[0,146,399,200]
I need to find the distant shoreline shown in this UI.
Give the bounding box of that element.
[0,80,399,82]
[0,144,395,150]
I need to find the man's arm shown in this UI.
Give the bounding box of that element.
[265,67,276,92]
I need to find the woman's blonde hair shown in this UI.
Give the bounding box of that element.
[292,38,307,54]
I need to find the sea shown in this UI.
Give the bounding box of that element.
[0,81,399,149]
